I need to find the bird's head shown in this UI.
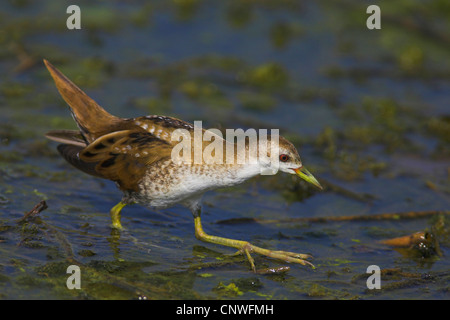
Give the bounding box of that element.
[260,135,322,190]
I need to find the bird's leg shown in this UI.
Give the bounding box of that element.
[110,201,127,229]
[192,206,314,272]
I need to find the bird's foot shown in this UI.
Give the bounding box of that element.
[110,201,127,229]
[232,242,314,272]
[193,216,314,272]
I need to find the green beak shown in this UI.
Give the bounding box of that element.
[294,167,323,190]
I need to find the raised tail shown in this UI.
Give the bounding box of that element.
[44,59,120,143]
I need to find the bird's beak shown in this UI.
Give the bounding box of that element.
[293,166,323,190]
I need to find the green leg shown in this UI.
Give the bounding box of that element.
[193,215,314,272]
[110,201,126,229]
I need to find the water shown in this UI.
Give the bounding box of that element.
[0,0,449,299]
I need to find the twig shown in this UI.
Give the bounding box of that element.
[320,179,376,203]
[216,210,450,225]
[18,200,48,223]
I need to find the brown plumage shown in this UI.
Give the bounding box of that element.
[45,59,194,193]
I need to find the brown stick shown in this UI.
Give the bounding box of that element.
[216,210,450,225]
[18,200,48,223]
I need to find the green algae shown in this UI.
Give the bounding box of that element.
[213,281,244,297]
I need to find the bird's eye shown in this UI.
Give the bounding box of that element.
[279,154,289,162]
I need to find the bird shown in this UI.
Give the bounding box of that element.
[43,59,322,272]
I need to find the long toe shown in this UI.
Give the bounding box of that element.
[271,250,313,260]
[262,249,315,268]
[236,242,315,271]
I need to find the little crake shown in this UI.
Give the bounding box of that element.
[44,59,322,272]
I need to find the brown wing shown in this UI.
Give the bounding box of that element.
[131,115,195,146]
[57,144,102,178]
[79,129,173,192]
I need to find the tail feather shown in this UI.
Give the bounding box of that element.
[45,130,87,147]
[44,59,120,143]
